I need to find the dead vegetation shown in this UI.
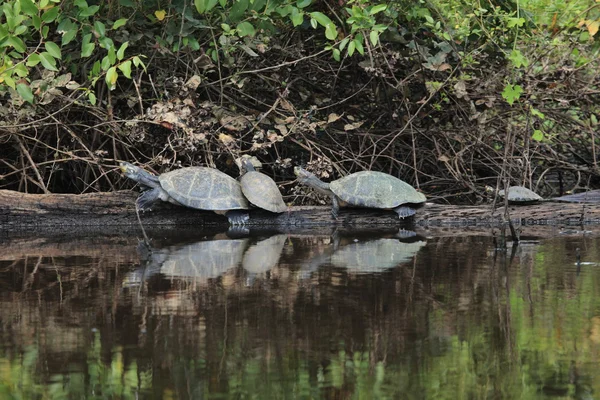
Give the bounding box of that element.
[1,27,599,206]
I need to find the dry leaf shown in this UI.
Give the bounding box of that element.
[587,20,599,36]
[185,75,202,90]
[438,155,450,162]
[454,80,468,99]
[327,113,341,123]
[280,98,295,112]
[218,133,235,146]
[275,124,288,136]
[220,115,250,132]
[343,121,364,131]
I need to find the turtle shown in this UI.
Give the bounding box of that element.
[239,159,287,213]
[490,185,600,204]
[498,186,543,204]
[119,161,250,225]
[294,166,426,219]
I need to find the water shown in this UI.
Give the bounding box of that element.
[1,227,600,399]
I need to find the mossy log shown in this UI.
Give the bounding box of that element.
[1,189,600,230]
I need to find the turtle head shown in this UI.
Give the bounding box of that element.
[241,158,257,172]
[119,162,159,187]
[294,166,317,184]
[119,162,143,180]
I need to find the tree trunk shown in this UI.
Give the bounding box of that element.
[1,189,599,230]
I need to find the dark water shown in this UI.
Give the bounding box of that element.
[1,227,600,399]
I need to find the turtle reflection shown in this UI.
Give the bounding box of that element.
[331,238,426,273]
[128,233,289,285]
[243,234,288,274]
[159,238,249,279]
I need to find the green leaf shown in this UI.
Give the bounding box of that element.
[508,49,529,68]
[87,91,97,105]
[14,63,28,77]
[132,56,146,70]
[42,25,49,38]
[507,17,525,28]
[32,15,42,30]
[105,66,118,88]
[236,22,255,37]
[339,37,349,51]
[310,18,317,29]
[94,21,106,37]
[532,130,544,141]
[81,40,95,58]
[0,25,8,42]
[116,41,128,60]
[14,25,28,36]
[2,36,26,53]
[332,48,340,62]
[98,36,114,50]
[17,83,34,104]
[26,53,41,66]
[354,38,364,55]
[101,55,111,71]
[369,30,379,46]
[195,0,205,13]
[310,11,333,27]
[107,47,116,64]
[291,9,303,26]
[325,23,337,40]
[62,28,77,46]
[118,60,132,78]
[501,84,523,105]
[41,6,59,23]
[369,4,386,14]
[3,75,16,89]
[39,52,58,71]
[80,5,100,17]
[205,0,219,12]
[296,0,311,8]
[229,0,248,22]
[20,0,38,17]
[348,40,355,56]
[530,107,544,119]
[112,18,128,29]
[92,60,101,75]
[45,41,61,59]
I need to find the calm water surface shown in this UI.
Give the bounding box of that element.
[1,227,600,399]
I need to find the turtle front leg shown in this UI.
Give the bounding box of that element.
[331,196,340,219]
[226,210,250,226]
[393,205,416,219]
[136,188,161,211]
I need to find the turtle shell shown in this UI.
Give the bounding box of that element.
[330,171,426,208]
[159,167,249,210]
[240,170,287,213]
[498,186,542,203]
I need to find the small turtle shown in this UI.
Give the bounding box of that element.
[294,166,426,218]
[492,185,600,204]
[120,162,249,225]
[239,159,287,213]
[498,186,543,204]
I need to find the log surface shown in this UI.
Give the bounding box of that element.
[2,189,600,230]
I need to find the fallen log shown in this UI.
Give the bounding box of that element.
[1,189,600,230]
